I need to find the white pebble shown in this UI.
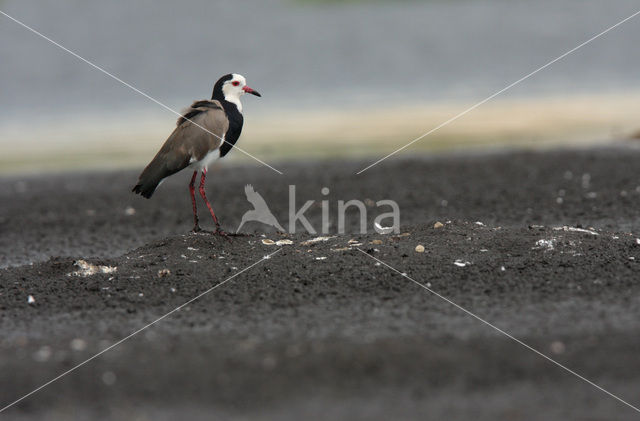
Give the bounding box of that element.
[550,341,565,354]
[454,260,471,267]
[102,371,117,385]
[70,338,87,352]
[33,346,52,362]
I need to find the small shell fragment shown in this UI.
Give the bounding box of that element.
[264,239,293,246]
[415,245,425,253]
[68,260,117,277]
[330,247,350,252]
[301,236,335,246]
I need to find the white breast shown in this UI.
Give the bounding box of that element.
[188,143,222,171]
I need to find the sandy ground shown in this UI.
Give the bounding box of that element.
[2,147,640,420]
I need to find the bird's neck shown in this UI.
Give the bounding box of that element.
[224,95,242,113]
[213,93,242,113]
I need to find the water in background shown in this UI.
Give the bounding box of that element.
[1,0,639,126]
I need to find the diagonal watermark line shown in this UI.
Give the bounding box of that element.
[356,248,640,414]
[0,248,281,414]
[0,10,283,175]
[356,9,640,175]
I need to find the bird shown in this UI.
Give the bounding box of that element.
[132,73,261,234]
[236,184,285,233]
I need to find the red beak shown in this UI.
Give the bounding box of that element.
[242,85,261,97]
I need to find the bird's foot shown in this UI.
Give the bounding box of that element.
[191,225,202,233]
[214,227,233,241]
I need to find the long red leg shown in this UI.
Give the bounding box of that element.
[189,171,200,232]
[198,169,221,231]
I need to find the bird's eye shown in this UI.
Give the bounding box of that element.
[232,81,240,86]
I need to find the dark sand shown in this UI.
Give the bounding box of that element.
[2,148,640,420]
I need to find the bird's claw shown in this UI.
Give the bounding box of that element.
[214,227,232,241]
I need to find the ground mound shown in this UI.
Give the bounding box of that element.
[2,221,640,420]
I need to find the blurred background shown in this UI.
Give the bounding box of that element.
[1,0,639,174]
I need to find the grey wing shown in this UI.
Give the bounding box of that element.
[132,102,228,198]
[166,102,229,162]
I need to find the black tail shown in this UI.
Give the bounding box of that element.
[132,181,158,199]
[132,159,168,199]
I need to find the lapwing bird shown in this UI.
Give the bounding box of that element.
[132,73,261,233]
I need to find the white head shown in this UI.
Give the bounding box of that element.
[213,73,261,112]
